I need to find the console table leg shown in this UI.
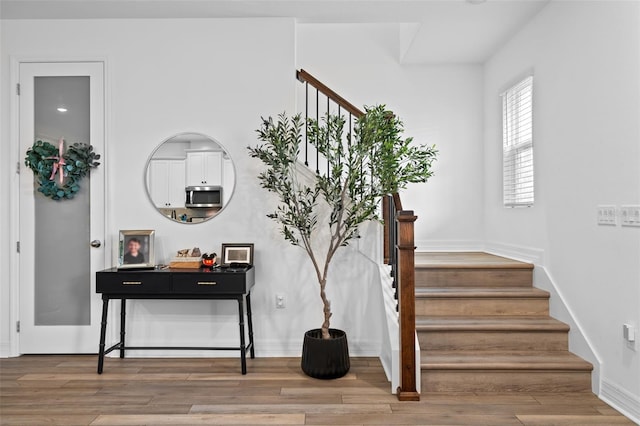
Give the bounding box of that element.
[246,292,255,359]
[237,297,247,375]
[120,299,127,358]
[97,297,109,374]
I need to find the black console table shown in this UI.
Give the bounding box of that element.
[96,266,255,374]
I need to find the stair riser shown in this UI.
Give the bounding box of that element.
[418,331,568,352]
[414,253,593,393]
[421,370,592,393]
[416,298,549,316]
[416,269,533,288]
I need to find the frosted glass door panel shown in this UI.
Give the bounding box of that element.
[33,76,90,326]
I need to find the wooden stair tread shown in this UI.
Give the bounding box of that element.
[416,316,570,331]
[421,351,593,371]
[415,287,549,298]
[415,252,533,270]
[412,251,593,393]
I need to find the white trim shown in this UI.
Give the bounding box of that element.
[498,67,536,99]
[376,263,421,395]
[600,380,640,424]
[535,266,602,394]
[8,55,110,357]
[9,56,21,358]
[0,341,11,358]
[378,264,399,392]
[484,241,545,265]
[485,242,602,395]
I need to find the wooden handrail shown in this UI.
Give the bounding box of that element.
[393,193,403,211]
[296,69,365,118]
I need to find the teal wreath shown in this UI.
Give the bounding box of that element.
[25,140,101,200]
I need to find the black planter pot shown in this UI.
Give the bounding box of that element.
[301,328,350,379]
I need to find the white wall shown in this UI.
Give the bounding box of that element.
[0,18,488,361]
[1,18,383,358]
[484,0,640,418]
[297,24,485,250]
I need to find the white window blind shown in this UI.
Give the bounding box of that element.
[502,75,534,207]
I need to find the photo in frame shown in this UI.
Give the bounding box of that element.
[118,230,155,269]
[221,243,254,266]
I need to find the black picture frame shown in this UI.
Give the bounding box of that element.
[221,243,254,266]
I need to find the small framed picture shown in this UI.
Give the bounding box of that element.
[221,243,254,266]
[118,230,155,269]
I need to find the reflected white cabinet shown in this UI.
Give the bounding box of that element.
[186,151,222,186]
[148,159,186,208]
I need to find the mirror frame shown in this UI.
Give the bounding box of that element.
[144,132,236,224]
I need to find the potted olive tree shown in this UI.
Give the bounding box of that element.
[248,105,437,379]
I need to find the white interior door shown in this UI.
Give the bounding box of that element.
[18,62,105,353]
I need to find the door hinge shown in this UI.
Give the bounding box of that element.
[16,83,20,96]
[16,321,20,333]
[16,241,20,253]
[16,161,20,175]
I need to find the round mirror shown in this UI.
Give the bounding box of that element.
[144,132,236,224]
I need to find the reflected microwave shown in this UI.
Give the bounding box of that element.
[185,186,223,208]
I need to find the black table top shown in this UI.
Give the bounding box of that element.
[98,265,253,274]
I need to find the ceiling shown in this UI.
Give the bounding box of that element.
[0,0,551,63]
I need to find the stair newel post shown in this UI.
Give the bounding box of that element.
[397,209,419,401]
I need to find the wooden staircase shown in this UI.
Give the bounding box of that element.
[416,252,593,393]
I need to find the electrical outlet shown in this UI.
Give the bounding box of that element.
[597,205,617,226]
[620,205,640,227]
[275,294,286,309]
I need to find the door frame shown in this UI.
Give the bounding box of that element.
[8,56,111,356]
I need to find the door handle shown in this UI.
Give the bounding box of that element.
[90,240,102,248]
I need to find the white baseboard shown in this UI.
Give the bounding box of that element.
[0,340,11,358]
[534,266,602,394]
[600,380,640,424]
[484,241,545,265]
[482,242,603,395]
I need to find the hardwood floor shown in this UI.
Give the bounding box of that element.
[1,356,634,425]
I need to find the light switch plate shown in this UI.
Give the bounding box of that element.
[623,323,636,342]
[621,205,640,227]
[597,205,617,226]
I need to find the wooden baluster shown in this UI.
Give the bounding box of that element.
[383,195,390,264]
[316,88,320,174]
[304,82,309,167]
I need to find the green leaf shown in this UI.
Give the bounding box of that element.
[248,106,437,331]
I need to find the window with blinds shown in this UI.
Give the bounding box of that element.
[502,75,534,207]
